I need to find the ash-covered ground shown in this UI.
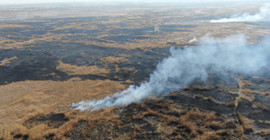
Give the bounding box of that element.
[1,3,270,140]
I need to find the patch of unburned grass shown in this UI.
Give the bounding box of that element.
[0,79,126,139]
[56,61,109,76]
[0,56,17,66]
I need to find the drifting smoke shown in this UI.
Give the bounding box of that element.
[72,34,270,111]
[210,4,270,22]
[189,37,198,43]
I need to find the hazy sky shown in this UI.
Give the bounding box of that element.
[0,0,269,5]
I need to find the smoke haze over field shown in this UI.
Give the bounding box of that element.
[72,34,270,111]
[210,3,270,22]
[0,0,268,5]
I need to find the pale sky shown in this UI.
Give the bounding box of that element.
[0,0,268,5]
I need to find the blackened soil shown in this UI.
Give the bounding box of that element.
[45,134,55,140]
[166,92,234,115]
[64,96,239,140]
[61,77,270,139]
[24,113,68,129]
[1,18,183,85]
[13,134,29,140]
[0,44,170,85]
[64,120,89,140]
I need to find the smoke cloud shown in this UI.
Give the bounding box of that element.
[210,4,270,22]
[72,34,270,111]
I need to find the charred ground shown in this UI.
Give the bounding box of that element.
[1,3,270,140]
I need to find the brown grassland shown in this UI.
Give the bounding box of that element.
[0,3,270,140]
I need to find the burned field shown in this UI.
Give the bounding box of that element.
[0,42,168,85]
[1,3,270,140]
[3,75,270,139]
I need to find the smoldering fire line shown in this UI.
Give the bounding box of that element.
[72,34,270,111]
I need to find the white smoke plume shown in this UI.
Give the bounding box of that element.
[72,34,270,111]
[210,4,270,23]
[189,37,197,43]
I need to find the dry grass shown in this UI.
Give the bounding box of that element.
[195,131,221,140]
[0,5,268,51]
[132,102,234,139]
[0,78,262,139]
[184,86,211,91]
[0,4,269,139]
[0,56,17,66]
[237,114,253,133]
[100,56,129,64]
[0,79,126,139]
[194,94,205,99]
[0,24,31,29]
[242,88,270,95]
[259,129,270,135]
[238,78,252,88]
[56,61,109,76]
